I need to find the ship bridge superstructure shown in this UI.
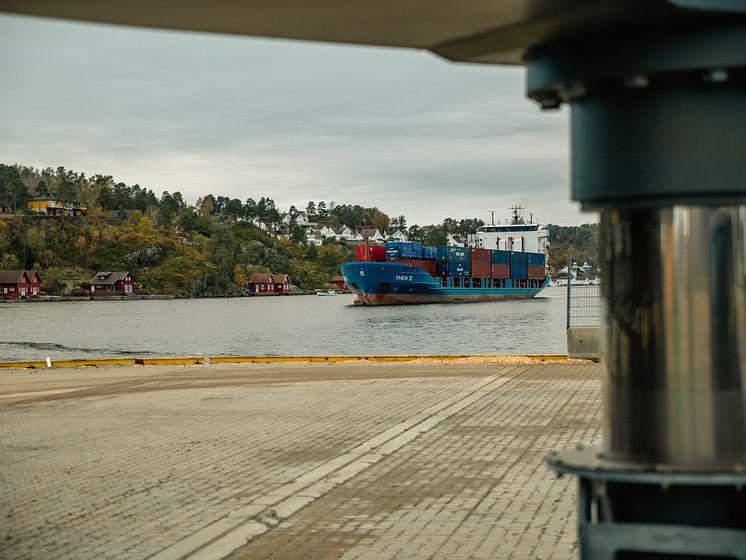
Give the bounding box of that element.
[469,208,548,254]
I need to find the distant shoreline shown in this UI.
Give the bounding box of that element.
[0,291,331,303]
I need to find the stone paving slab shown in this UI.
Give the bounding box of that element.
[0,362,601,559]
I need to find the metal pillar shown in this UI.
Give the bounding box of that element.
[537,23,746,560]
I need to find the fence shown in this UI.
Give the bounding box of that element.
[567,284,602,328]
[566,247,602,359]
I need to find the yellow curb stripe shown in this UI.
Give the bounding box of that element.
[0,354,568,369]
[0,360,49,368]
[203,354,569,364]
[55,358,135,367]
[134,357,205,365]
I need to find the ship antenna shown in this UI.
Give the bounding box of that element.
[363,220,369,261]
[509,205,525,225]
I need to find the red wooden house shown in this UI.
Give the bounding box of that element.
[25,270,41,296]
[0,270,41,298]
[329,275,350,293]
[247,273,292,295]
[85,271,135,294]
[247,272,276,294]
[272,274,292,294]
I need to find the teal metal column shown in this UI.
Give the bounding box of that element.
[539,22,746,560]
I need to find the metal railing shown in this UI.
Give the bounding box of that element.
[567,284,602,327]
[566,247,602,360]
[565,247,602,328]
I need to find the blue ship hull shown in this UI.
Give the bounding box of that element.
[341,261,549,305]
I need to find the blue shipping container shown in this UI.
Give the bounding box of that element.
[436,246,469,262]
[510,251,529,265]
[510,264,528,279]
[449,261,471,277]
[490,250,510,265]
[527,252,546,266]
[386,241,422,259]
[437,261,471,277]
[422,246,438,260]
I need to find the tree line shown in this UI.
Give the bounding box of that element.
[1,163,598,295]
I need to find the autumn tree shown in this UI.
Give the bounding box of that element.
[233,264,248,291]
[75,235,87,257]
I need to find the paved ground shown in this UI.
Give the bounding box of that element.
[0,361,602,559]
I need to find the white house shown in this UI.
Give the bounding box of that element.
[387,229,408,242]
[338,225,355,241]
[319,225,339,240]
[248,217,269,232]
[282,211,316,228]
[353,227,385,242]
[305,229,323,246]
[296,211,316,227]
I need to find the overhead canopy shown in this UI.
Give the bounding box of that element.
[0,0,726,65]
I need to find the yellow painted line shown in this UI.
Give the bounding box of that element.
[54,358,135,367]
[0,360,49,368]
[0,354,569,369]
[135,357,205,365]
[208,354,569,364]
[0,358,136,368]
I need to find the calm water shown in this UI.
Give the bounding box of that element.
[0,287,568,360]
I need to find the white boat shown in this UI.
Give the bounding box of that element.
[316,290,337,296]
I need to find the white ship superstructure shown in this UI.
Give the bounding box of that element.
[468,206,549,255]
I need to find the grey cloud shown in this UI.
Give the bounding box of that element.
[1,13,590,226]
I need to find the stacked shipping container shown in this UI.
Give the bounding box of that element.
[436,246,469,262]
[386,241,424,260]
[510,251,528,279]
[380,242,546,283]
[490,250,511,279]
[470,247,491,278]
[527,252,546,279]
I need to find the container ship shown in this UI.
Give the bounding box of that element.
[341,209,550,305]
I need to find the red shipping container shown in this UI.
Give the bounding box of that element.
[402,259,437,276]
[356,244,387,262]
[471,262,491,278]
[491,264,510,278]
[470,247,491,263]
[370,245,387,261]
[528,266,546,279]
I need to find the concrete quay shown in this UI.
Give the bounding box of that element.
[0,360,602,559]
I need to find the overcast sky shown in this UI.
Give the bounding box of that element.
[1,13,594,226]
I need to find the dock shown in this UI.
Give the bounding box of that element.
[0,359,601,559]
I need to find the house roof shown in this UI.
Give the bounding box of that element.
[248,272,274,284]
[358,227,380,237]
[89,271,131,285]
[0,270,27,284]
[24,270,41,282]
[273,274,290,283]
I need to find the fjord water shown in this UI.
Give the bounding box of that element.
[0,288,567,361]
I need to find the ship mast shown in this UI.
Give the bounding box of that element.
[362,221,370,262]
[509,205,525,225]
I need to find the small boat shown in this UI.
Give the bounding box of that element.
[316,289,338,296]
